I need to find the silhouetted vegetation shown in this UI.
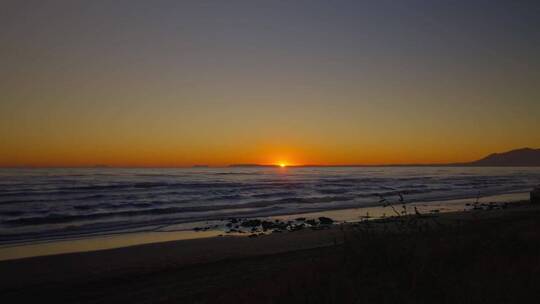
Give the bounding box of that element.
[208,202,540,303]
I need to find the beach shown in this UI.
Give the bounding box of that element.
[2,198,539,303]
[1,168,538,303]
[0,191,529,261]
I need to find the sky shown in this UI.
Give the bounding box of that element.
[1,0,539,167]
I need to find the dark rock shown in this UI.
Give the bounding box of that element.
[318,217,334,225]
[196,227,209,231]
[289,224,305,231]
[295,217,306,221]
[261,220,275,231]
[241,219,262,227]
[306,219,317,226]
[261,220,287,231]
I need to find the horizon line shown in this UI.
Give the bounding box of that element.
[4,164,540,169]
[2,147,537,169]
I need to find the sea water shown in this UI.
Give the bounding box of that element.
[1,167,539,244]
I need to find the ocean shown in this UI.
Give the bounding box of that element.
[1,167,540,244]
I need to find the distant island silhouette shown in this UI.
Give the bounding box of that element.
[229,164,281,168]
[229,148,540,167]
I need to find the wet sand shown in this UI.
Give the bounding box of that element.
[0,225,343,289]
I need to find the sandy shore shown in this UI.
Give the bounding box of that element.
[0,191,529,261]
[0,225,343,289]
[1,199,539,303]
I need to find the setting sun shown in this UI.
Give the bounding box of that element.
[279,163,287,168]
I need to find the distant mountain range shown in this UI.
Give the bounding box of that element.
[229,148,540,167]
[464,148,540,167]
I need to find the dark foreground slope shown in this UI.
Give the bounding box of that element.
[2,203,540,303]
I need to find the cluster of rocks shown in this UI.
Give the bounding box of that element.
[466,202,508,211]
[193,224,219,232]
[192,216,336,237]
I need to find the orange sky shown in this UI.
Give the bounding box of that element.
[1,1,539,167]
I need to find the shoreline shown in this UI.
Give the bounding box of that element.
[0,191,530,261]
[1,199,539,303]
